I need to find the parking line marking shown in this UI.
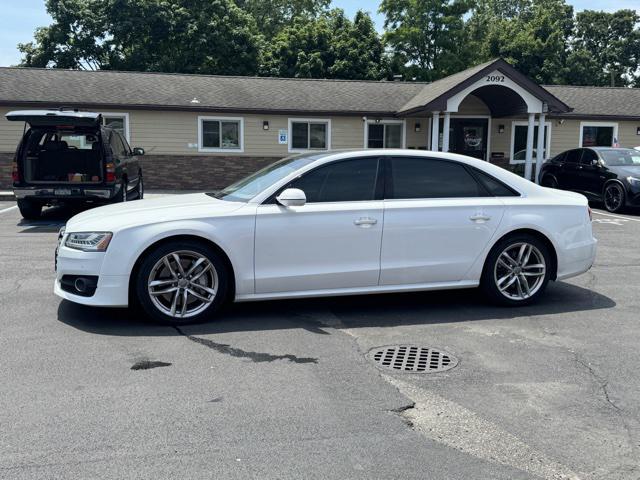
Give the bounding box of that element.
[0,205,17,214]
[592,210,640,223]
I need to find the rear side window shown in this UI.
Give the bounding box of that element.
[565,149,581,164]
[288,157,380,203]
[471,168,519,197]
[109,132,127,157]
[388,157,485,199]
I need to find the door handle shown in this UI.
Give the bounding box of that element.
[469,214,491,222]
[354,217,378,227]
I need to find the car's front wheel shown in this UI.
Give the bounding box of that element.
[603,182,625,213]
[135,240,229,325]
[481,234,552,306]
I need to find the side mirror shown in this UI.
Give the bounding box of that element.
[591,158,600,166]
[132,147,145,156]
[276,188,306,207]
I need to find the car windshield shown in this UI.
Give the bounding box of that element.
[600,149,640,166]
[211,152,326,202]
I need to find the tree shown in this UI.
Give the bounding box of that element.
[19,0,263,75]
[260,9,387,80]
[466,0,574,84]
[234,0,330,39]
[568,9,640,87]
[379,0,473,81]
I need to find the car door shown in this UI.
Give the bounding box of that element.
[379,156,507,285]
[558,149,582,190]
[118,132,141,187]
[576,148,604,197]
[254,157,384,294]
[108,131,127,179]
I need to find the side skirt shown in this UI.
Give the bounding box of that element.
[234,280,479,302]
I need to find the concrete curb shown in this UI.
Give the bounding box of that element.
[0,191,15,202]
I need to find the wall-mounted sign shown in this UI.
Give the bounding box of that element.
[278,129,288,144]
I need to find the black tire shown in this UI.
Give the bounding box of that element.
[541,174,558,189]
[480,233,552,306]
[603,182,625,213]
[17,199,42,219]
[135,240,230,325]
[135,174,144,200]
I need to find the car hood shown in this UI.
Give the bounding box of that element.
[608,165,640,177]
[65,193,246,232]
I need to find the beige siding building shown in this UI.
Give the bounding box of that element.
[1,58,639,189]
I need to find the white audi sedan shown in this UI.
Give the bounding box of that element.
[55,150,597,324]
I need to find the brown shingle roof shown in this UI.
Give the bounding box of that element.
[544,85,640,119]
[0,67,425,115]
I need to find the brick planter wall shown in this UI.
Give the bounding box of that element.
[138,155,282,190]
[0,153,13,189]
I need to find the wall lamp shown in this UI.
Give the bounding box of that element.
[498,124,505,134]
[414,121,421,132]
[263,120,269,130]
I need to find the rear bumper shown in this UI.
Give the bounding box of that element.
[556,236,597,280]
[14,185,118,202]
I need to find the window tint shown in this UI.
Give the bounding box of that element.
[201,119,241,149]
[581,125,614,147]
[565,149,581,164]
[580,149,598,165]
[367,123,403,148]
[109,132,126,156]
[291,121,328,150]
[288,158,379,202]
[389,157,485,199]
[552,152,566,163]
[471,168,518,197]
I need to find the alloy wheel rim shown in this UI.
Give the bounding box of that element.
[605,185,622,211]
[494,242,546,301]
[148,250,218,318]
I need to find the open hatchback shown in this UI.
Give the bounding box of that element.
[6,109,144,219]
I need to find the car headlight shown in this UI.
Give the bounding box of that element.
[627,176,640,187]
[64,232,112,252]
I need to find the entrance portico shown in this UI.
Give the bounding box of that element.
[397,59,571,182]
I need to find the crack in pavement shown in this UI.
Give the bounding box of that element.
[173,326,318,364]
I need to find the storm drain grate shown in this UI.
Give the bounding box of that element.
[368,345,458,373]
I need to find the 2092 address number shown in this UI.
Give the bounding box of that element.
[486,75,505,82]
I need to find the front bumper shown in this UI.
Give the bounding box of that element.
[54,242,129,307]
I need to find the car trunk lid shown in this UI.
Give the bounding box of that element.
[6,110,101,128]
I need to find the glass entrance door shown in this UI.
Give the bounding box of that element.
[440,118,489,160]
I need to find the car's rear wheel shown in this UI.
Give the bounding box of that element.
[135,240,229,325]
[17,199,42,219]
[481,233,552,306]
[541,174,558,189]
[603,182,625,213]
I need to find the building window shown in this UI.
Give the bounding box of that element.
[510,121,551,164]
[366,121,404,148]
[580,122,618,147]
[101,113,129,141]
[198,116,244,152]
[288,119,330,151]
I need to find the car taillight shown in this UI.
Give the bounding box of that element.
[106,162,116,182]
[588,207,592,221]
[11,162,19,183]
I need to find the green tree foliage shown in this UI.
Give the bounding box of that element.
[19,0,262,75]
[260,9,387,79]
[379,0,473,81]
[466,0,574,84]
[567,10,640,87]
[234,0,330,39]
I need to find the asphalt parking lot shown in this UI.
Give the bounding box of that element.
[1,200,639,480]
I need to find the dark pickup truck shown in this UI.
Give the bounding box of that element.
[6,109,144,219]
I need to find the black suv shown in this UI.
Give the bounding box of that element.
[539,147,640,212]
[6,109,144,219]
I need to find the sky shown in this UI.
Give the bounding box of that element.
[0,0,638,67]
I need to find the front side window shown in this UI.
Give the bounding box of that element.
[565,149,581,164]
[288,157,380,203]
[580,149,599,165]
[581,124,616,147]
[199,117,243,151]
[367,123,403,148]
[290,120,329,150]
[389,157,485,199]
